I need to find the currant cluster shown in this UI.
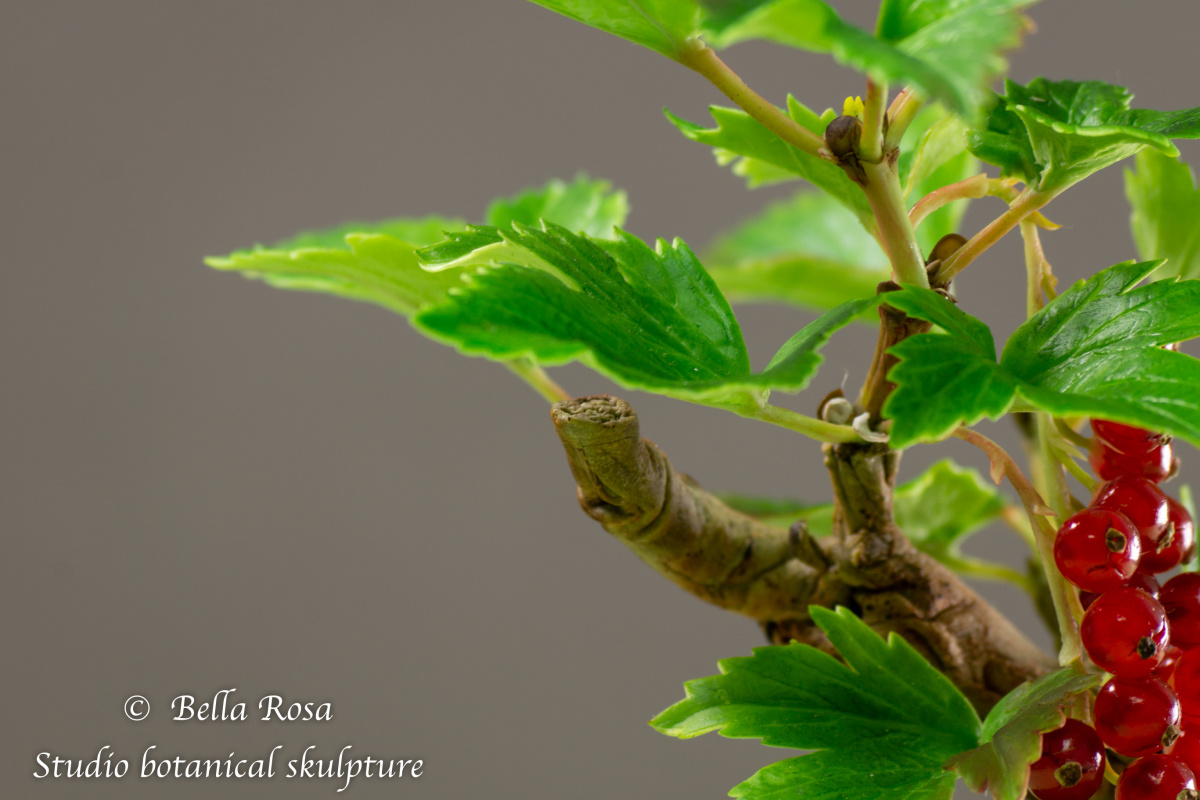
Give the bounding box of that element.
[1030,421,1200,800]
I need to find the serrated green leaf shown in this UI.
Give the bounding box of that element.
[706,0,1034,119]
[703,191,889,312]
[883,261,1200,448]
[485,174,630,239]
[525,0,702,59]
[968,78,1200,193]
[1126,149,1200,281]
[883,289,1016,446]
[653,607,978,800]
[666,100,873,228]
[414,222,874,401]
[947,669,1101,800]
[207,230,467,316]
[207,175,630,319]
[272,215,465,252]
[731,745,957,800]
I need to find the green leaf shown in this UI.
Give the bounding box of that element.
[207,175,630,317]
[707,0,1034,119]
[525,0,701,59]
[206,229,468,316]
[414,222,875,401]
[883,289,1016,447]
[703,191,889,312]
[1126,149,1200,281]
[947,669,1101,800]
[665,100,874,229]
[485,174,630,239]
[968,78,1200,193]
[883,260,1200,448]
[652,606,979,800]
[730,745,957,800]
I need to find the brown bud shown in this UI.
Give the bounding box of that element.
[824,115,862,160]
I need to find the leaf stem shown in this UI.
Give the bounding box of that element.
[732,402,864,443]
[942,554,1038,595]
[909,173,989,231]
[940,188,1056,282]
[883,88,923,151]
[860,78,887,163]
[505,358,571,403]
[679,45,826,159]
[860,160,929,287]
[954,426,1084,665]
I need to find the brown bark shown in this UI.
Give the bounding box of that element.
[552,394,1055,715]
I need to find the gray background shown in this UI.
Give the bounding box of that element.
[4,2,1198,798]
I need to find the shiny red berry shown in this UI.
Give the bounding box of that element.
[1169,730,1200,773]
[1028,719,1106,800]
[1093,420,1170,454]
[1081,572,1161,611]
[1094,476,1172,567]
[1095,674,1182,757]
[1142,498,1198,576]
[1055,508,1142,592]
[1091,439,1174,483]
[1158,646,1186,684]
[1115,754,1197,800]
[1082,587,1171,676]
[1173,648,1200,718]
[1162,573,1200,649]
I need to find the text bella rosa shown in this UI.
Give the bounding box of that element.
[173,688,331,722]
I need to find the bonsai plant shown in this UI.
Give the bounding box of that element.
[207,1,1200,797]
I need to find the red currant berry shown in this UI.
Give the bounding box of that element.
[1140,498,1195,575]
[1082,587,1171,676]
[1115,755,1197,800]
[1163,573,1200,650]
[1055,508,1142,592]
[1081,572,1161,611]
[1091,439,1174,483]
[1169,730,1200,773]
[1095,674,1183,757]
[1028,719,1106,800]
[1158,646,1186,684]
[1173,648,1200,718]
[1093,420,1170,453]
[1094,476,1172,569]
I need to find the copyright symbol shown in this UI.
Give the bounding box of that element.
[124,695,150,721]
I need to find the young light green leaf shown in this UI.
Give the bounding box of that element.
[485,174,630,239]
[1126,149,1200,281]
[968,78,1200,194]
[665,99,874,229]
[207,175,630,317]
[883,261,1200,448]
[525,0,702,60]
[947,669,1101,800]
[652,606,979,800]
[415,222,875,401]
[206,228,468,316]
[703,191,889,312]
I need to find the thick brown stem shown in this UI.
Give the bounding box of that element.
[553,395,1055,714]
[820,440,1056,712]
[552,396,849,622]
